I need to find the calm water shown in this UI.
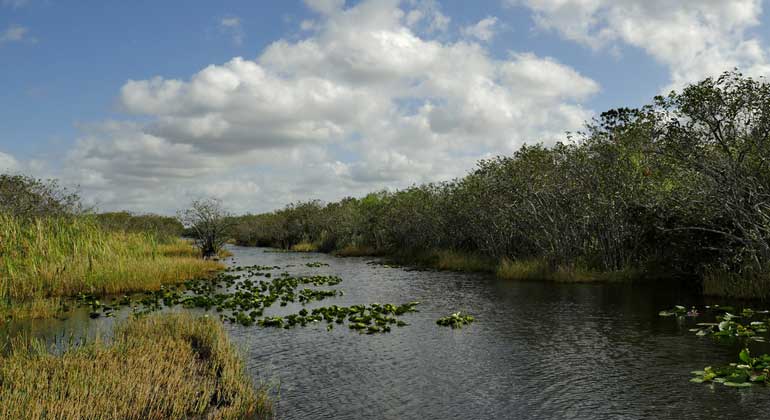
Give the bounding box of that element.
[5,245,770,419]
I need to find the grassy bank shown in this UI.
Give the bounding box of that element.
[336,246,644,282]
[0,313,272,419]
[0,214,222,319]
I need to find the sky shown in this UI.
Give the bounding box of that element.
[1,0,769,214]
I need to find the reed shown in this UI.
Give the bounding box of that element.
[0,213,222,318]
[496,258,641,282]
[0,313,273,420]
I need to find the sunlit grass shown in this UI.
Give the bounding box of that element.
[496,258,641,282]
[290,242,319,252]
[0,313,272,420]
[0,214,222,319]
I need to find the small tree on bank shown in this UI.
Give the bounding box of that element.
[178,198,233,259]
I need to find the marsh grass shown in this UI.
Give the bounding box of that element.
[703,268,770,299]
[290,242,319,252]
[0,214,222,319]
[496,258,642,283]
[0,313,272,420]
[335,244,381,257]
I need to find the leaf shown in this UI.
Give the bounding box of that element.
[739,348,751,364]
[724,382,752,388]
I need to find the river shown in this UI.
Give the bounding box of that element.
[4,245,770,419]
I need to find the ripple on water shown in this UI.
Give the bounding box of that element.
[5,246,770,419]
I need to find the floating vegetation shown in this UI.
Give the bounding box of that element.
[305,262,330,268]
[659,304,770,343]
[254,302,420,334]
[436,312,475,329]
[658,305,698,317]
[691,349,770,387]
[75,261,420,335]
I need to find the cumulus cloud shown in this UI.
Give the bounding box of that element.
[65,0,599,213]
[461,16,498,42]
[508,0,770,90]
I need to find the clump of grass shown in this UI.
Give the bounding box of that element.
[0,214,222,319]
[432,250,495,272]
[496,258,640,283]
[703,268,770,299]
[383,249,495,272]
[0,313,272,419]
[335,244,380,257]
[290,242,319,252]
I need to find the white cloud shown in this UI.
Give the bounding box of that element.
[462,16,498,42]
[64,0,599,214]
[508,0,770,90]
[219,16,244,45]
[0,24,31,44]
[0,151,20,172]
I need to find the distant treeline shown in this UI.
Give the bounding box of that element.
[0,173,183,242]
[230,71,770,298]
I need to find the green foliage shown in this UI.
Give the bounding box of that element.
[230,71,770,296]
[96,211,184,243]
[691,348,770,387]
[0,174,81,219]
[436,312,475,329]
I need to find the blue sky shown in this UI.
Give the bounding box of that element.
[1,0,768,213]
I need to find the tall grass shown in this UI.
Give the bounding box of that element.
[0,213,222,318]
[0,313,273,420]
[703,268,770,299]
[496,258,642,282]
[290,241,319,252]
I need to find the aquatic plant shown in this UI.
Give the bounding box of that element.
[691,348,770,387]
[436,312,475,328]
[305,262,330,267]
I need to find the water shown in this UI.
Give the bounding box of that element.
[4,245,770,419]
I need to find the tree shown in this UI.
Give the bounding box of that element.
[178,199,233,259]
[0,174,81,219]
[652,71,770,274]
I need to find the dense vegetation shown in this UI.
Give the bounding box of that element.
[230,72,770,298]
[0,313,272,419]
[0,174,221,319]
[95,211,184,242]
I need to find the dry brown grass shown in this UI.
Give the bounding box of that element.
[0,313,273,420]
[290,242,319,252]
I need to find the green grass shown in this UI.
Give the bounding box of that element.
[496,258,642,282]
[0,213,222,319]
[0,313,272,420]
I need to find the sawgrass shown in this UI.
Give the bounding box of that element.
[0,213,222,319]
[0,313,273,420]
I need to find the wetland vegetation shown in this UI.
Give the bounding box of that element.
[229,72,770,299]
[3,71,770,418]
[0,313,272,419]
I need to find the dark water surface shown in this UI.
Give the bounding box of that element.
[5,245,770,419]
